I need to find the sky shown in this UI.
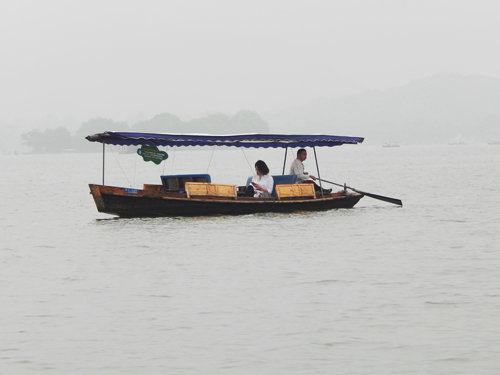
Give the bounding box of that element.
[1,0,499,129]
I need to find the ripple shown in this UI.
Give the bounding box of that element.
[316,279,342,284]
[425,301,462,305]
[36,245,56,249]
[314,341,352,347]
[435,357,470,362]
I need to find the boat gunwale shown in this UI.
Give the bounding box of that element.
[90,184,362,204]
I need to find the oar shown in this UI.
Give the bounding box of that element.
[318,178,403,206]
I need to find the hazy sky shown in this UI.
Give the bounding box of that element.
[1,0,499,127]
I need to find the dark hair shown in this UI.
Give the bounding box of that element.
[255,160,270,175]
[297,148,306,157]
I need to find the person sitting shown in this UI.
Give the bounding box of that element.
[245,160,274,197]
[289,148,331,194]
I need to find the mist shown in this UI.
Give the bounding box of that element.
[1,0,499,134]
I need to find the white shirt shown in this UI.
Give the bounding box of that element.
[251,174,274,197]
[289,158,310,182]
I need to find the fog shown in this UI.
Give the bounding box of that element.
[1,0,499,129]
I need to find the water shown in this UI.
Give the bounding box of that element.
[1,144,499,374]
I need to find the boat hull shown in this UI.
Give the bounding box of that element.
[89,184,363,217]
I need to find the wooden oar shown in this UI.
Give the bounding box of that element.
[318,178,403,206]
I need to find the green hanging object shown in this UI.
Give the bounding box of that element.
[137,144,168,165]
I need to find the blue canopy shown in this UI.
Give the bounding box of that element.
[86,132,364,148]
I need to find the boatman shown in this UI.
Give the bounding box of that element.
[289,149,331,194]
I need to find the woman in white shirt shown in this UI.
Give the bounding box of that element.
[246,160,274,198]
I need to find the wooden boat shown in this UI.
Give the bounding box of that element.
[88,184,363,217]
[86,132,367,217]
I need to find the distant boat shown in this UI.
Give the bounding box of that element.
[488,140,500,145]
[382,142,400,148]
[448,134,468,145]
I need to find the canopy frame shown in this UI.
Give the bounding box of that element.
[281,146,288,175]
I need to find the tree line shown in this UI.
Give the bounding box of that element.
[22,111,270,153]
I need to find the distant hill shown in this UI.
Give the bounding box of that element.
[133,110,269,134]
[265,74,500,144]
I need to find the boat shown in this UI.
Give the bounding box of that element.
[86,132,400,217]
[448,134,468,145]
[382,142,400,148]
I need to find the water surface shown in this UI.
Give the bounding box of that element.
[1,144,499,374]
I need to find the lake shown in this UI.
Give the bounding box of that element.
[1,144,499,374]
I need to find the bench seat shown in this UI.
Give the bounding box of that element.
[185,182,237,198]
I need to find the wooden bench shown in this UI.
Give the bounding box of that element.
[275,183,316,199]
[185,182,237,198]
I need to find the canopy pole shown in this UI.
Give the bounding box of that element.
[282,146,288,175]
[313,146,323,198]
[102,143,105,185]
